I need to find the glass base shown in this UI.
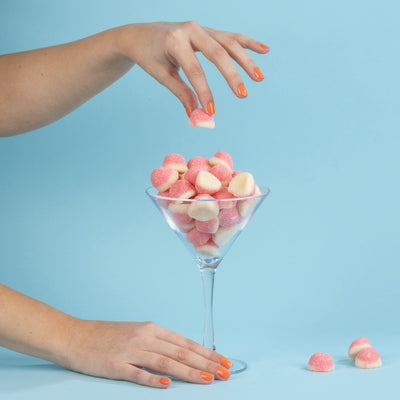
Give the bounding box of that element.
[229,358,247,374]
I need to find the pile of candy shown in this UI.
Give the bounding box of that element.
[150,151,262,256]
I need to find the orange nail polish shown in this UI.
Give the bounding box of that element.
[160,377,171,386]
[219,357,233,369]
[238,83,248,97]
[217,367,231,379]
[260,43,270,51]
[185,106,191,118]
[207,101,215,115]
[200,372,214,381]
[254,67,264,80]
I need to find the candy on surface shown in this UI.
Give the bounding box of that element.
[188,194,219,221]
[188,156,210,170]
[355,348,382,369]
[188,108,215,129]
[195,240,220,257]
[213,187,237,209]
[186,228,211,246]
[209,151,233,173]
[195,170,222,195]
[157,190,171,208]
[307,353,335,372]
[168,202,192,225]
[210,165,232,186]
[195,217,219,234]
[238,185,262,217]
[183,166,208,185]
[169,180,196,199]
[162,153,188,174]
[219,206,241,228]
[228,172,255,197]
[213,226,238,246]
[348,337,372,360]
[176,220,195,233]
[151,167,179,192]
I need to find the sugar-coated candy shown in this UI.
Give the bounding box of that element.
[348,337,372,360]
[157,190,171,208]
[307,353,335,372]
[188,156,210,170]
[195,170,222,195]
[169,180,196,199]
[195,217,219,234]
[209,151,233,173]
[228,172,255,197]
[188,108,215,129]
[195,240,220,257]
[184,166,208,185]
[176,220,195,233]
[151,167,179,192]
[188,194,219,221]
[219,207,241,228]
[210,165,232,186]
[162,153,188,174]
[238,185,262,217]
[168,202,192,225]
[355,348,382,369]
[213,226,237,246]
[213,187,237,209]
[186,228,211,246]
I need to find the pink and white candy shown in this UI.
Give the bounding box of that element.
[186,228,211,247]
[355,348,382,369]
[169,180,196,199]
[228,172,255,197]
[188,156,210,170]
[209,151,233,173]
[219,207,241,228]
[168,202,192,225]
[188,109,215,129]
[184,166,208,186]
[151,167,179,192]
[162,153,188,174]
[213,226,237,246]
[188,194,219,222]
[348,337,372,360]
[195,170,222,195]
[210,165,232,186]
[195,240,219,257]
[195,217,219,234]
[307,353,335,372]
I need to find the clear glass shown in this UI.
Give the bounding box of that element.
[146,186,270,373]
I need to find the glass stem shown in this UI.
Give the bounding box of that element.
[200,266,216,351]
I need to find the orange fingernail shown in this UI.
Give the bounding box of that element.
[185,106,191,118]
[219,357,233,369]
[260,43,270,51]
[254,67,264,80]
[207,101,215,115]
[200,372,214,381]
[238,83,248,97]
[160,377,171,386]
[217,367,231,379]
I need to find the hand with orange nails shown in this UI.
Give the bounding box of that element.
[115,21,269,117]
[0,21,269,136]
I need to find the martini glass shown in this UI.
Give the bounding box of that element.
[146,186,270,373]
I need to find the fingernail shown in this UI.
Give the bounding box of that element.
[260,43,270,51]
[254,67,264,80]
[219,357,233,369]
[185,106,191,118]
[207,101,215,115]
[238,83,248,97]
[200,372,214,381]
[160,377,171,386]
[217,367,231,379]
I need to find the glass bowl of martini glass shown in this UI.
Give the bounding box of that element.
[146,185,269,373]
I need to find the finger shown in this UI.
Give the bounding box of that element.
[210,31,265,82]
[142,338,230,380]
[134,350,215,384]
[189,30,248,98]
[170,43,215,114]
[153,325,231,369]
[116,363,172,389]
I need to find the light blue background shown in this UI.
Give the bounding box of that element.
[1,0,399,399]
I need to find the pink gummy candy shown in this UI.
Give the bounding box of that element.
[188,109,215,129]
[151,167,179,192]
[209,151,233,173]
[307,353,335,372]
[348,337,372,360]
[355,348,382,369]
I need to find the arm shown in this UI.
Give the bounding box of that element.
[0,21,269,137]
[0,283,232,388]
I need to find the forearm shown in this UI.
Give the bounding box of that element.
[0,283,76,366]
[0,26,134,137]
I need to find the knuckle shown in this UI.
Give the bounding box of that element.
[130,367,145,381]
[175,348,189,362]
[141,321,157,332]
[157,356,171,371]
[182,20,200,31]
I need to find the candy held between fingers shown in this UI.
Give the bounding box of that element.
[228,172,255,197]
[355,348,382,369]
[307,353,335,372]
[151,167,179,192]
[188,108,215,129]
[195,170,222,195]
[348,337,372,360]
[162,153,188,174]
[209,151,233,173]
